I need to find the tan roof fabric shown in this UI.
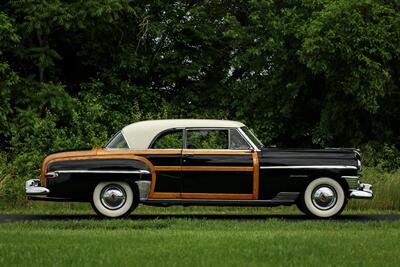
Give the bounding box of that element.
[121,119,245,149]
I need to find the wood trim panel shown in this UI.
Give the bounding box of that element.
[41,148,99,187]
[155,166,253,172]
[149,192,181,199]
[149,193,253,200]
[154,166,181,171]
[252,151,259,199]
[98,149,182,155]
[182,149,252,155]
[41,149,157,188]
[181,193,253,200]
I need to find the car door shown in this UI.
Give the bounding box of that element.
[143,129,183,199]
[181,128,259,199]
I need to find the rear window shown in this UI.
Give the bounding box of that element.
[151,130,183,149]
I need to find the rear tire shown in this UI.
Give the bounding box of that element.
[299,177,347,218]
[91,181,137,218]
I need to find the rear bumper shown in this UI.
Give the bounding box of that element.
[349,183,373,199]
[26,179,50,196]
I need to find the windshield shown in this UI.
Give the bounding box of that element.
[105,131,129,149]
[241,127,264,149]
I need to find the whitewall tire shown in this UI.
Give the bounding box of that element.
[91,181,136,218]
[300,177,347,218]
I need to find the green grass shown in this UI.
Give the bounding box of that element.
[2,201,400,216]
[0,218,399,266]
[348,167,400,210]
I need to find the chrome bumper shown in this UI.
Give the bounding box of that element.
[26,179,50,195]
[349,183,373,199]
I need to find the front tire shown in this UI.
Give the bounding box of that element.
[91,181,137,218]
[299,177,347,218]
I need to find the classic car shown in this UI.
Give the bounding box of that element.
[26,119,373,218]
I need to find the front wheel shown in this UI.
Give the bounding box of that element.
[91,181,137,218]
[298,177,347,218]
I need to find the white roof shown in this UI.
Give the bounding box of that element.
[121,119,245,149]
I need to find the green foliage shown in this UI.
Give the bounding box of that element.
[152,131,183,149]
[0,0,399,204]
[361,144,400,171]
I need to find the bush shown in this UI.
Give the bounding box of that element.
[361,144,400,171]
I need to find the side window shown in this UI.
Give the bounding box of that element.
[187,130,228,149]
[106,132,129,149]
[151,130,183,149]
[230,129,251,150]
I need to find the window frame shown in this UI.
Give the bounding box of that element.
[148,128,184,150]
[183,127,253,151]
[105,131,131,150]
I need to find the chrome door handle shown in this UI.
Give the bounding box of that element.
[183,154,194,157]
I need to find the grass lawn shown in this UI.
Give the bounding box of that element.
[2,201,400,215]
[0,205,400,266]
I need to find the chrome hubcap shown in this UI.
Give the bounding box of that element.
[312,186,337,210]
[100,185,126,210]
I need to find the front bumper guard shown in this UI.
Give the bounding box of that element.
[349,183,373,199]
[26,179,50,196]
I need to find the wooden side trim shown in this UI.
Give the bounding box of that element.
[149,193,254,200]
[155,166,253,172]
[182,149,252,155]
[41,148,99,187]
[252,151,259,200]
[98,149,182,155]
[149,192,180,199]
[154,166,181,171]
[181,193,253,200]
[41,151,156,189]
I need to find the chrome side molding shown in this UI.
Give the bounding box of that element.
[260,165,358,170]
[53,169,150,174]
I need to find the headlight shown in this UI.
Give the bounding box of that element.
[357,159,361,170]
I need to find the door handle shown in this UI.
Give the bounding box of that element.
[183,154,194,157]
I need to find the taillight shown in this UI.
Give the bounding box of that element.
[45,172,58,179]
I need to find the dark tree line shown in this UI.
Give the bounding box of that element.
[0,0,399,188]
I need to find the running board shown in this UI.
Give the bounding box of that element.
[142,192,299,207]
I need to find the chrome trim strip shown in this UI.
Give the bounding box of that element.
[45,171,59,178]
[342,176,359,179]
[54,170,151,174]
[290,174,308,178]
[260,165,357,170]
[121,130,133,149]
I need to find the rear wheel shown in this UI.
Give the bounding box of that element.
[91,181,137,218]
[298,177,347,218]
